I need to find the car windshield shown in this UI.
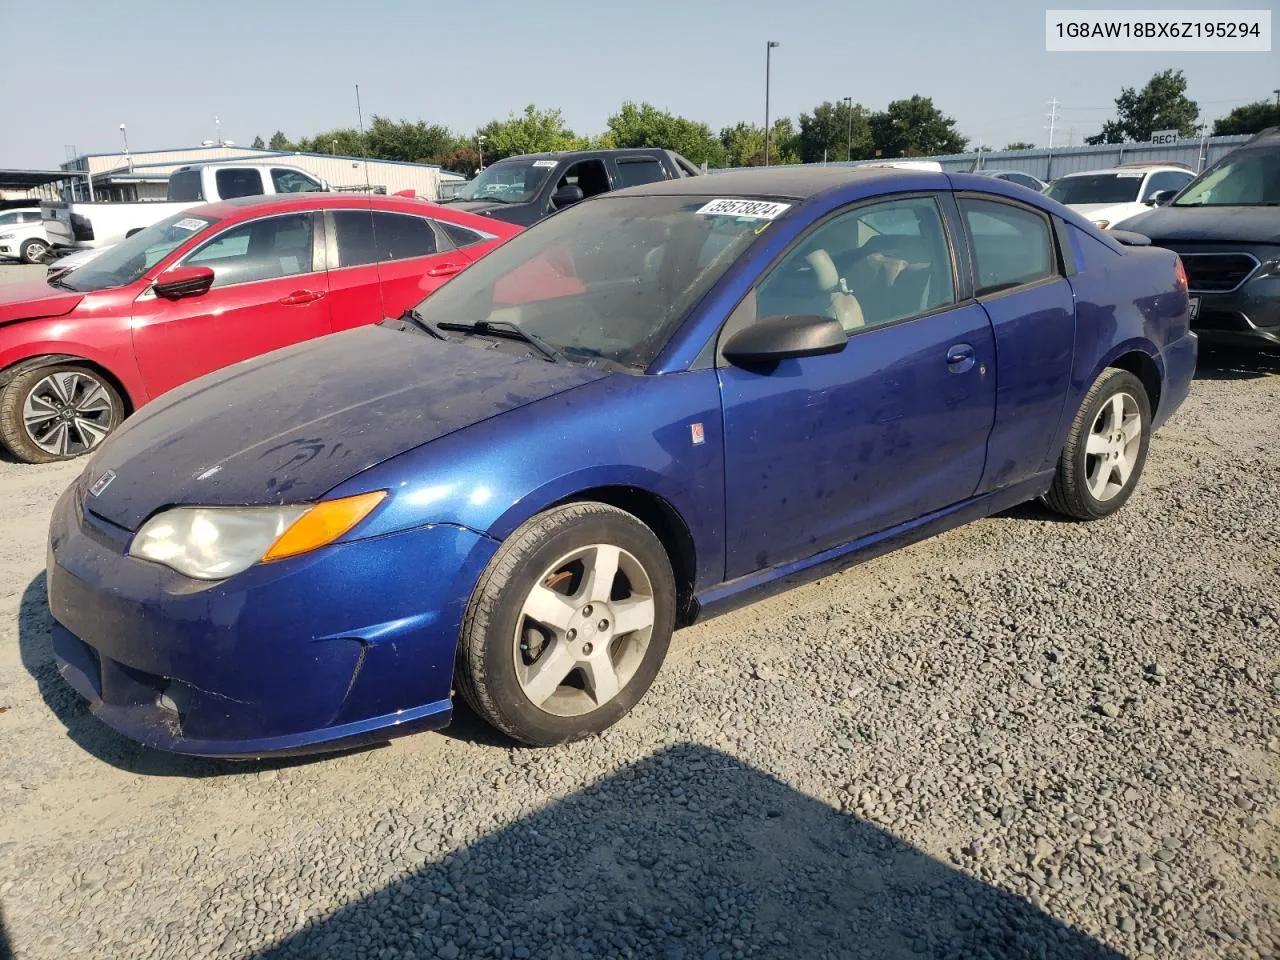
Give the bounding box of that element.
[444,159,555,204]
[1173,149,1280,206]
[412,195,780,370]
[55,212,217,292]
[1044,173,1145,205]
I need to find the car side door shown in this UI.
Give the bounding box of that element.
[717,194,997,579]
[130,211,332,399]
[954,195,1078,495]
[323,209,473,333]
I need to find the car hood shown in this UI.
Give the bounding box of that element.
[1068,202,1146,223]
[1113,205,1280,244]
[82,325,607,531]
[0,279,85,325]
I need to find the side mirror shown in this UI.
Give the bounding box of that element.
[722,314,848,367]
[1146,189,1178,207]
[551,184,585,209]
[153,265,214,300]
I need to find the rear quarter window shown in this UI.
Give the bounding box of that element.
[167,170,204,202]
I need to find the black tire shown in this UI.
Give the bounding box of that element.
[1043,368,1151,520]
[456,502,676,746]
[0,364,124,464]
[19,238,49,264]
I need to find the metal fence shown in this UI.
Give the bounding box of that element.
[708,134,1253,181]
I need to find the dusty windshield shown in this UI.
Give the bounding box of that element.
[413,195,784,370]
[1173,149,1280,206]
[1044,173,1144,205]
[54,212,216,292]
[444,159,556,203]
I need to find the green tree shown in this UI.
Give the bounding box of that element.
[1084,69,1199,144]
[477,105,582,162]
[720,122,766,167]
[797,100,873,163]
[295,128,368,156]
[1004,141,1035,151]
[603,102,727,167]
[767,118,801,165]
[251,135,266,149]
[1213,100,1280,136]
[268,131,293,151]
[365,116,455,163]
[869,96,967,158]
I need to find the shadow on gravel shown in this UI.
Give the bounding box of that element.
[1194,345,1280,381]
[17,575,381,778]
[248,744,1122,960]
[0,900,13,960]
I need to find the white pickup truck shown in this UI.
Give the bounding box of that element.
[41,162,330,251]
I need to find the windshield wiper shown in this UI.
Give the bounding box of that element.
[46,273,77,290]
[437,319,564,363]
[395,307,448,340]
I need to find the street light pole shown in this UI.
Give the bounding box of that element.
[764,41,780,166]
[842,96,853,162]
[477,134,486,172]
[119,123,131,172]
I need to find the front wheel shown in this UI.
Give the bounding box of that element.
[0,365,124,463]
[455,502,676,746]
[20,238,49,264]
[1042,368,1151,520]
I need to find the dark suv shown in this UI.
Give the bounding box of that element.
[438,148,701,227]
[1117,127,1280,349]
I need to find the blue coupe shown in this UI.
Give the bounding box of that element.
[46,168,1197,756]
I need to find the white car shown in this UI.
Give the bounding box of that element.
[1043,164,1195,230]
[0,208,52,263]
[45,244,110,277]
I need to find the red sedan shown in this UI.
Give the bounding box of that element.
[0,193,520,462]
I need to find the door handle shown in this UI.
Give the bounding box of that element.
[426,261,464,278]
[279,290,325,305]
[946,343,976,373]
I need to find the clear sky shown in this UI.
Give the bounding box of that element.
[1,0,1274,168]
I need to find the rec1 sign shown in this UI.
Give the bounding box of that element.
[1150,130,1179,145]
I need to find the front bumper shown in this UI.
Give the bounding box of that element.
[46,485,498,758]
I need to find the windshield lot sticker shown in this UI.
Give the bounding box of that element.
[532,160,558,167]
[1115,172,1144,178]
[690,422,705,445]
[696,199,791,220]
[173,218,209,231]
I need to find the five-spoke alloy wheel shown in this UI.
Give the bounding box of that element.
[1044,367,1151,520]
[456,502,676,746]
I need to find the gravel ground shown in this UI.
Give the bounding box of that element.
[0,255,1277,959]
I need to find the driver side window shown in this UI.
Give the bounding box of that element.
[755,196,956,333]
[556,160,610,200]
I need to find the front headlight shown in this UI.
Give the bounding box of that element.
[1254,257,1280,280]
[129,491,386,580]
[0,233,13,240]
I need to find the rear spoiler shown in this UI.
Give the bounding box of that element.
[1108,229,1151,247]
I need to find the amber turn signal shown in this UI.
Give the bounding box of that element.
[262,491,388,562]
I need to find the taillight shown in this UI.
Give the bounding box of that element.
[1174,256,1188,293]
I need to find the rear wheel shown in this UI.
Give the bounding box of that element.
[0,365,124,463]
[19,238,49,264]
[455,502,676,746]
[1043,368,1151,520]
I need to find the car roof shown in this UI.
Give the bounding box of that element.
[493,148,670,164]
[191,191,500,223]
[608,165,933,201]
[1058,165,1188,178]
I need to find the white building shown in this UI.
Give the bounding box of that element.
[54,144,464,202]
